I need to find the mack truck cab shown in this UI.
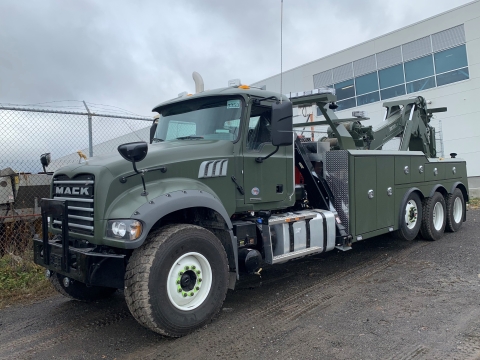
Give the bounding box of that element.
[34,76,469,337]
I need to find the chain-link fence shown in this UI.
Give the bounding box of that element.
[0,102,153,257]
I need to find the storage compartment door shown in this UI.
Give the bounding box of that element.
[354,157,377,235]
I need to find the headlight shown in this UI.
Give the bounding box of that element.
[106,219,142,240]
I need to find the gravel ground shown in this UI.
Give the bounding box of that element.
[0,209,479,360]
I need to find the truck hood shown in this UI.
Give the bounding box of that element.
[53,140,234,178]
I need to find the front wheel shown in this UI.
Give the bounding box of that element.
[125,224,229,337]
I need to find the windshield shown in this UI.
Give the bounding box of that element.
[154,96,243,142]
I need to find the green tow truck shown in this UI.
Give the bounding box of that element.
[34,76,469,337]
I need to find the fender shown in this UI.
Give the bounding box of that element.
[429,184,447,198]
[123,189,233,249]
[450,181,469,202]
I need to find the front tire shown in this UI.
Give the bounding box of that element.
[445,188,465,232]
[50,273,117,301]
[124,224,229,337]
[420,192,446,241]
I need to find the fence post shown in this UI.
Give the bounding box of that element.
[83,101,93,157]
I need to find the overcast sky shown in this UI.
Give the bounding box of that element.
[0,0,473,116]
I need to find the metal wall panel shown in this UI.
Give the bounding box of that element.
[332,63,354,83]
[313,70,333,88]
[376,46,402,69]
[402,36,432,61]
[353,55,377,76]
[432,24,465,52]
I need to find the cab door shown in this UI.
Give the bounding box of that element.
[242,104,288,206]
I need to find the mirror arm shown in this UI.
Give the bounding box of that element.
[255,146,279,163]
[119,165,167,183]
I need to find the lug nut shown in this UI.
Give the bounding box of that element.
[178,288,182,293]
[179,271,184,275]
[196,270,201,275]
[196,286,200,291]
[176,279,180,284]
[183,292,187,297]
[184,266,190,270]
[191,265,196,270]
[189,292,194,297]
[198,278,202,282]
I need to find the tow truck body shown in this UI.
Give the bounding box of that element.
[33,78,469,337]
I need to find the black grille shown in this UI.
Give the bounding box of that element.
[52,174,95,235]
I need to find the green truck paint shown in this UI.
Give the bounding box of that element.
[33,78,469,337]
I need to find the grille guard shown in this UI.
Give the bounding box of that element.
[34,198,126,289]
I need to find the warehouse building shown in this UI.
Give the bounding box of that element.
[252,0,480,186]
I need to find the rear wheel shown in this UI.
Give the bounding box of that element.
[420,192,446,241]
[445,188,465,232]
[125,224,229,337]
[50,273,117,301]
[393,191,423,241]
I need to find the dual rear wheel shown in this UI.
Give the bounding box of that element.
[395,188,465,241]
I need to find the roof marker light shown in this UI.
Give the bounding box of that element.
[178,91,188,97]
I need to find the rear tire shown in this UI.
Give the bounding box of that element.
[124,224,229,337]
[445,188,465,232]
[50,273,117,301]
[420,192,446,241]
[393,191,423,241]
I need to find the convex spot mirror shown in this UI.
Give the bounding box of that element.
[118,142,148,163]
[271,101,293,146]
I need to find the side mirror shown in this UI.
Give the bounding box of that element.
[40,153,51,173]
[271,101,293,146]
[150,119,158,144]
[118,142,148,173]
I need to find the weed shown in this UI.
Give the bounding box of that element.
[0,251,54,309]
[468,197,480,210]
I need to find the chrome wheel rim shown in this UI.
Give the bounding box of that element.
[453,197,463,224]
[166,252,212,311]
[405,200,418,230]
[432,201,445,231]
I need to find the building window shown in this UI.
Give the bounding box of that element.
[436,67,469,86]
[335,97,356,111]
[357,91,380,105]
[313,31,469,114]
[355,72,378,95]
[380,84,406,100]
[406,77,435,94]
[379,64,404,89]
[404,55,434,82]
[434,45,468,74]
[334,79,355,100]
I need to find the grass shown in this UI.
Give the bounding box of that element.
[0,251,54,309]
[468,197,480,210]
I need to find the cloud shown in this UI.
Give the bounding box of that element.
[0,0,471,116]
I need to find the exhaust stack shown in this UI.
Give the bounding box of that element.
[192,71,204,93]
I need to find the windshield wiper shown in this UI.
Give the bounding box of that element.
[152,138,164,142]
[176,136,204,140]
